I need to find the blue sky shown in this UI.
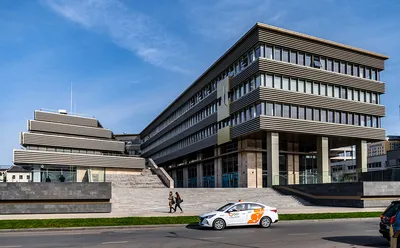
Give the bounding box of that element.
[1,0,400,165]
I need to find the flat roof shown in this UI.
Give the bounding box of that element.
[140,23,389,135]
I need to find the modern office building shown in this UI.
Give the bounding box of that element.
[114,134,142,156]
[13,109,145,182]
[330,146,355,162]
[367,136,400,157]
[140,23,388,188]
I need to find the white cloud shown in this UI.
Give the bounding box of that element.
[181,0,285,41]
[44,0,189,73]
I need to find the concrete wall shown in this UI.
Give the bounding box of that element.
[0,183,111,214]
[275,182,400,208]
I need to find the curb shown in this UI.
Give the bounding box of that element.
[0,224,189,233]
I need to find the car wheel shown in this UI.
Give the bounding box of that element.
[260,216,272,228]
[213,218,226,230]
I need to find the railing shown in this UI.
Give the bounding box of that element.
[148,158,174,188]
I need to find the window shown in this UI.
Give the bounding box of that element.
[282,50,289,62]
[274,47,282,61]
[335,111,340,123]
[333,61,339,72]
[354,90,359,101]
[266,103,274,116]
[360,115,366,126]
[298,107,305,119]
[283,105,290,118]
[366,92,371,103]
[366,68,371,79]
[321,110,327,122]
[341,87,347,99]
[266,46,273,59]
[353,65,359,77]
[305,54,312,67]
[266,75,273,88]
[360,91,365,102]
[367,115,372,127]
[327,85,333,97]
[334,86,340,98]
[306,81,312,94]
[298,80,305,93]
[256,74,262,88]
[27,175,30,180]
[19,175,23,179]
[290,78,297,91]
[327,59,333,71]
[314,109,320,121]
[320,57,326,69]
[313,83,319,95]
[306,108,313,120]
[341,112,347,124]
[282,77,289,90]
[275,104,282,117]
[290,51,297,64]
[255,47,261,58]
[298,53,305,65]
[328,110,334,123]
[372,93,377,104]
[247,203,263,210]
[274,76,282,89]
[347,89,353,100]
[371,69,377,80]
[347,113,353,125]
[320,84,326,96]
[291,105,298,119]
[359,67,364,78]
[313,56,321,68]
[347,64,352,75]
[354,114,359,126]
[372,116,377,128]
[12,175,15,179]
[340,62,346,74]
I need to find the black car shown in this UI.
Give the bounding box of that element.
[379,200,400,240]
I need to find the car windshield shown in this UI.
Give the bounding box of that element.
[383,202,400,217]
[216,203,235,211]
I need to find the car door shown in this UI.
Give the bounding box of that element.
[226,203,248,226]
[246,203,265,225]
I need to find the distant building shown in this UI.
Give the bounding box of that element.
[6,166,31,182]
[367,136,400,157]
[12,109,145,183]
[114,134,142,156]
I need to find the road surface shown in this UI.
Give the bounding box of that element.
[0,218,389,248]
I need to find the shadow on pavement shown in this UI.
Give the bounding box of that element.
[322,236,389,247]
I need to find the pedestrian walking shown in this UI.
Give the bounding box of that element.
[168,191,175,213]
[174,192,183,213]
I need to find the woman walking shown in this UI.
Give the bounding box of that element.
[174,192,183,213]
[168,191,175,213]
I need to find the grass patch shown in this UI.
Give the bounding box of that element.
[0,212,381,230]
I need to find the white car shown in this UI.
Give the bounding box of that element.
[199,201,278,230]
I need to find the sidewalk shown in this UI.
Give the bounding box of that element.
[0,206,385,220]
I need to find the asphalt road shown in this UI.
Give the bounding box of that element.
[0,218,390,248]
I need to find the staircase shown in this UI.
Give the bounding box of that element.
[110,187,311,215]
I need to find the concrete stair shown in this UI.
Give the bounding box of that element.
[110,187,311,215]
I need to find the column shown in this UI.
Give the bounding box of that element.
[238,140,247,187]
[317,136,331,183]
[214,147,222,187]
[356,140,368,173]
[197,152,203,188]
[293,143,300,184]
[183,167,188,188]
[267,132,279,187]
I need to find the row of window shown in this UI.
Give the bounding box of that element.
[11,175,30,180]
[231,73,381,104]
[144,80,218,143]
[256,44,380,81]
[227,102,381,128]
[151,124,218,160]
[142,101,218,154]
[26,146,123,157]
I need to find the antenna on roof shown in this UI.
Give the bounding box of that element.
[70,82,73,114]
